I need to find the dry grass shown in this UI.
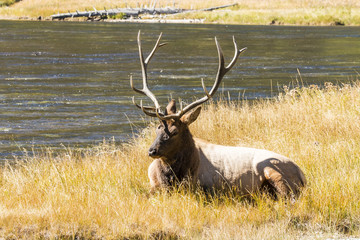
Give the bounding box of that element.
[177,7,360,25]
[0,0,359,25]
[1,80,360,239]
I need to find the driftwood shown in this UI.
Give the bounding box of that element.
[181,3,238,14]
[51,3,238,20]
[51,7,183,20]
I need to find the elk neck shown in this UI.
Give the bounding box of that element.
[162,127,200,182]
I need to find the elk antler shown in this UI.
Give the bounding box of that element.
[131,30,247,120]
[130,30,167,118]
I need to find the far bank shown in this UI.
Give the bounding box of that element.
[0,0,360,26]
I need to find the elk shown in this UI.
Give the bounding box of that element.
[131,31,306,198]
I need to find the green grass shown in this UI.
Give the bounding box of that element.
[1,80,360,239]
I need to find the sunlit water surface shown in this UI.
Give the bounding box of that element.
[1,21,359,159]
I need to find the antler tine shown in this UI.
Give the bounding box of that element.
[130,75,145,95]
[139,99,159,118]
[201,78,211,98]
[225,36,247,72]
[144,32,167,65]
[132,96,157,111]
[131,96,160,118]
[131,30,167,117]
[208,36,226,96]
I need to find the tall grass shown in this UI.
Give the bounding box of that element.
[177,7,360,25]
[1,81,360,239]
[0,0,359,25]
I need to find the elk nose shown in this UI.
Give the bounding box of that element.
[148,148,157,157]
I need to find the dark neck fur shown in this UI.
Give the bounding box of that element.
[161,129,199,184]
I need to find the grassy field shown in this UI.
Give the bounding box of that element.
[1,80,360,239]
[0,0,360,25]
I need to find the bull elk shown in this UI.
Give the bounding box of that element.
[131,31,306,199]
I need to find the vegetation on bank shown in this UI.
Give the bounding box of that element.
[0,0,20,7]
[0,0,360,25]
[1,81,360,239]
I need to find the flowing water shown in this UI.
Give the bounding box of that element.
[0,20,359,159]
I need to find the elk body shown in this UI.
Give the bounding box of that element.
[131,31,306,198]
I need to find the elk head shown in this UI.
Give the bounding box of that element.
[130,30,246,160]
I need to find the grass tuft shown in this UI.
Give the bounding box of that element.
[1,81,360,238]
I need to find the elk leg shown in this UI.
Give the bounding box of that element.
[148,159,175,193]
[148,159,165,193]
[263,166,293,197]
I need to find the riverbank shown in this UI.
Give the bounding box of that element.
[1,82,360,239]
[0,0,360,25]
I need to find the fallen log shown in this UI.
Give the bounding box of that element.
[51,7,183,20]
[171,3,238,15]
[50,3,237,21]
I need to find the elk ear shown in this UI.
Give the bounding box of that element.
[165,99,177,115]
[180,107,201,125]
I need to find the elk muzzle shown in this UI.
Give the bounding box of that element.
[148,147,158,157]
[148,134,162,158]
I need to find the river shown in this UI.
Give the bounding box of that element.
[0,20,359,159]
